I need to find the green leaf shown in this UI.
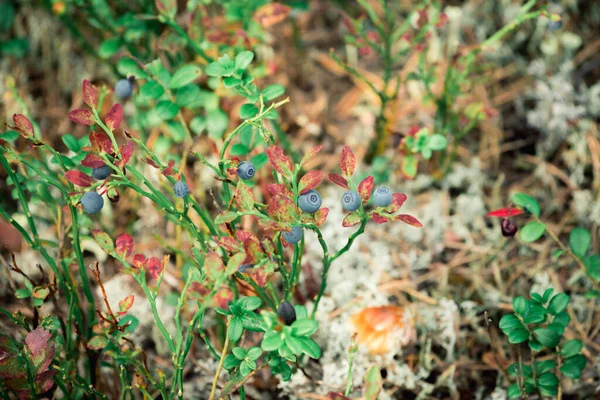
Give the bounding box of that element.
[228,317,244,343]
[364,365,382,400]
[291,319,318,337]
[528,339,542,352]
[499,315,521,331]
[206,109,229,138]
[530,292,543,304]
[584,255,600,281]
[547,322,565,336]
[569,227,590,258]
[223,354,241,370]
[251,153,269,169]
[169,64,202,89]
[523,304,546,324]
[513,296,527,314]
[519,221,546,242]
[91,230,115,254]
[560,354,586,379]
[246,347,262,361]
[507,383,521,399]
[232,347,246,360]
[426,134,448,151]
[294,305,308,320]
[542,288,554,303]
[241,312,267,332]
[560,339,583,358]
[508,327,530,344]
[15,289,31,299]
[156,101,179,120]
[215,211,238,224]
[548,293,570,315]
[98,38,121,59]
[140,81,165,100]
[533,328,560,348]
[401,155,418,179]
[284,336,304,355]
[175,84,201,107]
[553,311,571,327]
[230,143,250,156]
[205,62,226,77]
[234,51,254,70]
[298,337,320,359]
[534,359,557,375]
[536,372,559,390]
[238,296,262,312]
[262,84,285,101]
[261,331,283,352]
[239,104,259,119]
[0,131,19,141]
[117,58,148,79]
[552,249,565,259]
[223,76,242,88]
[62,134,81,153]
[87,335,109,350]
[512,193,540,217]
[240,360,251,376]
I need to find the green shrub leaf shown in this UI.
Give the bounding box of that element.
[519,221,546,242]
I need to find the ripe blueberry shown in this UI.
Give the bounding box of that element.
[283,226,303,244]
[373,186,392,207]
[238,264,254,273]
[547,20,563,31]
[81,191,104,214]
[298,190,322,213]
[237,161,256,180]
[277,301,296,325]
[92,165,111,180]
[174,180,190,198]
[115,79,133,99]
[341,190,361,211]
[501,218,518,237]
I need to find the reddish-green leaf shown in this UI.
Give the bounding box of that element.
[89,131,114,154]
[395,214,422,227]
[117,295,134,316]
[266,145,294,179]
[13,114,34,137]
[243,236,263,264]
[82,80,98,108]
[253,2,291,27]
[116,141,134,169]
[328,173,349,189]
[340,145,356,177]
[385,193,407,214]
[300,145,323,166]
[226,252,247,275]
[68,109,95,126]
[206,252,225,280]
[215,211,238,224]
[257,219,291,232]
[132,254,146,269]
[342,210,362,227]
[115,233,134,257]
[92,230,115,253]
[267,194,298,223]
[146,257,163,280]
[357,175,374,203]
[162,160,176,177]
[486,208,524,218]
[25,328,54,373]
[81,153,105,168]
[235,181,255,211]
[313,208,329,226]
[371,213,389,224]
[105,103,123,131]
[298,170,323,194]
[65,170,93,187]
[87,336,109,351]
[267,183,293,199]
[364,365,382,400]
[216,236,243,252]
[401,155,418,179]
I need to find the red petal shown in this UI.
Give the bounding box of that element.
[486,208,524,218]
[65,170,93,187]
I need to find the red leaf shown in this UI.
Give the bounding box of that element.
[328,173,349,189]
[385,193,407,213]
[298,170,323,194]
[372,213,389,224]
[65,170,93,187]
[117,141,134,169]
[216,237,243,253]
[68,109,95,126]
[162,160,175,176]
[146,158,160,168]
[300,145,323,166]
[81,154,105,168]
[267,183,293,199]
[357,176,374,203]
[115,233,134,257]
[146,257,163,280]
[25,327,54,373]
[13,114,34,137]
[486,208,524,218]
[266,145,294,179]
[82,80,98,108]
[105,104,123,131]
[253,3,291,27]
[89,131,114,154]
[257,219,291,232]
[340,145,356,177]
[395,214,423,228]
[235,181,255,211]
[243,236,263,264]
[213,286,233,309]
[313,208,329,226]
[117,295,134,316]
[247,267,270,287]
[236,230,257,243]
[342,210,362,227]
[132,254,146,269]
[205,251,225,280]
[267,194,298,223]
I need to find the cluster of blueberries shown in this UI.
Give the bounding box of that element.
[80,165,111,214]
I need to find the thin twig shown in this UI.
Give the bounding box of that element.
[209,317,231,400]
[483,311,510,382]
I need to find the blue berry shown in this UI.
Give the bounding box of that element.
[237,161,256,180]
[341,190,361,211]
[238,264,254,273]
[283,226,303,244]
[174,180,190,198]
[81,191,104,214]
[277,301,296,325]
[115,79,133,99]
[92,165,111,180]
[298,190,322,213]
[547,20,563,31]
[373,186,392,207]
